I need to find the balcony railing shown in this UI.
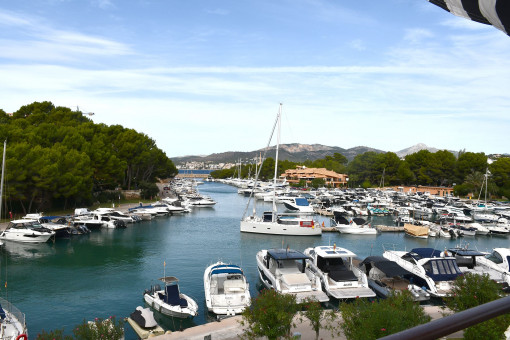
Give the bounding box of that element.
[379,295,510,340]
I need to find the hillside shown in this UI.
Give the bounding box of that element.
[172,143,384,164]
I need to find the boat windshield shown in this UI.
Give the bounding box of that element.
[295,198,309,206]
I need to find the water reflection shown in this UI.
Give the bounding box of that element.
[2,240,56,259]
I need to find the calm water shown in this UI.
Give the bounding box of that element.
[3,182,509,339]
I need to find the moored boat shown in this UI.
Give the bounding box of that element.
[304,245,375,299]
[144,277,198,318]
[204,262,251,316]
[256,248,329,303]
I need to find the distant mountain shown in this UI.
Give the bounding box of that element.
[172,143,384,164]
[396,143,439,158]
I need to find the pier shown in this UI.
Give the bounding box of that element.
[175,173,210,179]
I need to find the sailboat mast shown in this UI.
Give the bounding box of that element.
[272,104,282,221]
[0,140,5,221]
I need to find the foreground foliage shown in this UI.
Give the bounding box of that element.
[446,273,510,340]
[340,291,430,340]
[240,289,299,340]
[36,316,124,340]
[299,297,340,340]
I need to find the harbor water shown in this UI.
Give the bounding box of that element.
[3,182,510,339]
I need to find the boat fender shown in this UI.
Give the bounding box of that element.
[16,335,28,340]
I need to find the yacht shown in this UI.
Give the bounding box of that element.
[446,247,510,288]
[144,276,198,318]
[333,217,377,235]
[283,197,314,214]
[241,212,321,236]
[0,219,55,243]
[359,256,430,301]
[256,248,329,303]
[303,245,375,299]
[23,214,71,238]
[475,248,510,289]
[383,248,463,297]
[203,262,251,316]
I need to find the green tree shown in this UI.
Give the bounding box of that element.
[340,291,430,340]
[310,178,325,189]
[300,297,339,340]
[446,273,510,340]
[240,289,299,340]
[455,152,487,184]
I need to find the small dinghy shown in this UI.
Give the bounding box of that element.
[144,276,198,318]
[127,306,165,339]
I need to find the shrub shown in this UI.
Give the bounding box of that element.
[340,291,430,340]
[240,289,299,340]
[36,329,73,340]
[446,273,510,340]
[299,297,340,340]
[73,316,125,340]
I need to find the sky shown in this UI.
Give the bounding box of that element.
[0,0,509,158]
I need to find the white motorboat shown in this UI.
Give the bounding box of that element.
[184,194,216,207]
[383,248,463,297]
[359,256,430,301]
[303,245,375,300]
[283,197,314,214]
[204,262,251,316]
[23,214,71,238]
[73,213,104,230]
[446,247,510,288]
[475,248,510,290]
[144,276,198,318]
[0,220,55,243]
[333,217,377,235]
[256,248,329,303]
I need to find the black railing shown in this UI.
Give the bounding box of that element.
[379,295,510,340]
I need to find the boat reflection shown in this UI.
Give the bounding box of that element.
[3,240,56,259]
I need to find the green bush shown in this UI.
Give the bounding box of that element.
[340,291,430,340]
[138,181,159,199]
[446,273,510,340]
[37,316,124,340]
[300,297,339,340]
[240,289,299,340]
[36,329,73,340]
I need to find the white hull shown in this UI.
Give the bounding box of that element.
[336,225,377,235]
[241,218,321,236]
[256,249,329,303]
[0,231,54,243]
[204,262,251,316]
[144,292,198,318]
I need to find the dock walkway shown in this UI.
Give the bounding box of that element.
[152,306,462,340]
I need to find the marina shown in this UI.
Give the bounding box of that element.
[0,181,509,338]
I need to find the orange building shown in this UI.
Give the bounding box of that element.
[391,185,454,197]
[282,167,348,188]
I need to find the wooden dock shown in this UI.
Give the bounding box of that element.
[375,225,404,232]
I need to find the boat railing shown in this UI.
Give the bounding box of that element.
[0,296,25,329]
[380,295,510,340]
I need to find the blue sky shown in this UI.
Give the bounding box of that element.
[1,0,509,157]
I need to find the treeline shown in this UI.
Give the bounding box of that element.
[0,101,177,213]
[211,150,510,198]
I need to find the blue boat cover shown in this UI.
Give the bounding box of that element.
[424,259,462,281]
[411,248,443,259]
[295,198,309,206]
[210,264,243,275]
[267,249,309,261]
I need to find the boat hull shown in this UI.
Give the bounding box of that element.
[144,292,198,318]
[240,219,321,236]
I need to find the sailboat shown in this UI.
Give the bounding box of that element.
[240,104,321,236]
[0,140,28,338]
